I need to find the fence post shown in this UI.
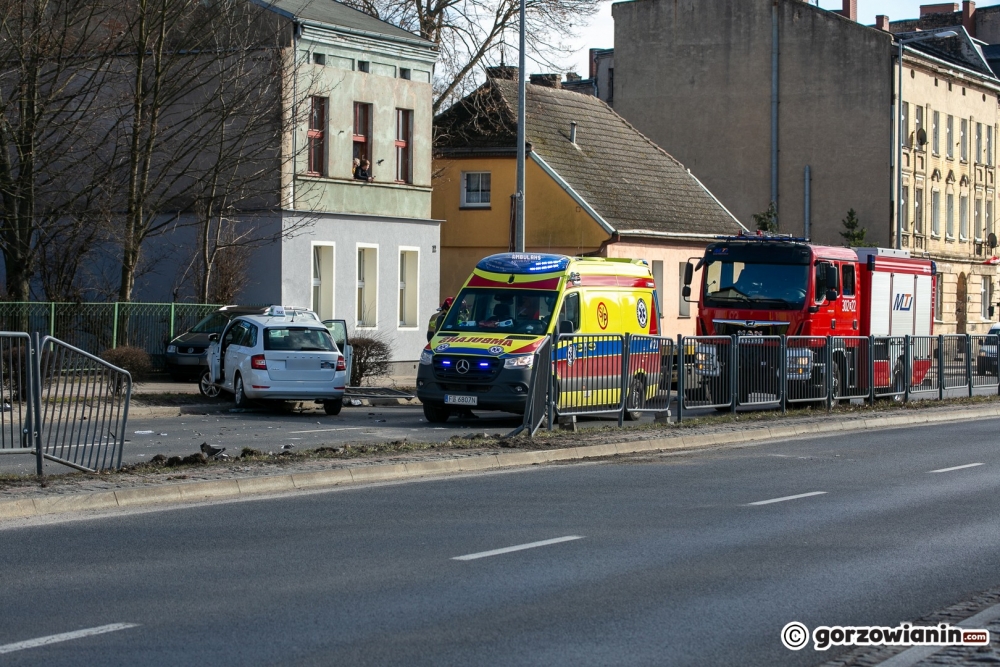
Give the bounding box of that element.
[904,335,911,403]
[780,335,787,414]
[619,334,628,428]
[49,302,55,338]
[170,302,176,339]
[730,335,738,414]
[31,333,43,477]
[938,334,945,401]
[547,334,555,432]
[112,302,120,349]
[677,335,685,424]
[868,335,875,405]
[966,334,973,397]
[826,336,834,411]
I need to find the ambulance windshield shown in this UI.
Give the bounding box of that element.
[703,261,809,310]
[440,289,559,335]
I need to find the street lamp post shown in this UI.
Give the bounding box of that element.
[896,31,957,250]
[514,0,526,252]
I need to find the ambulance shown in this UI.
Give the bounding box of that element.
[416,253,661,422]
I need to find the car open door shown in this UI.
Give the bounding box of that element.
[207,334,222,384]
[323,319,352,383]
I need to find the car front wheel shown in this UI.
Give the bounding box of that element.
[234,373,248,408]
[199,370,221,399]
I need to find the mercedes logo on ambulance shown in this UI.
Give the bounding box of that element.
[456,359,471,374]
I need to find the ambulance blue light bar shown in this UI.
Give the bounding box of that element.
[476,253,571,274]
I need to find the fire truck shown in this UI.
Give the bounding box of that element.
[680,235,937,402]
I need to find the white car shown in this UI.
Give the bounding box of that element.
[207,311,347,414]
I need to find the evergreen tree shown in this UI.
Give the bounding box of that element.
[752,201,778,233]
[840,209,867,247]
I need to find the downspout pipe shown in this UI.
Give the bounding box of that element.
[771,0,780,225]
[804,165,811,240]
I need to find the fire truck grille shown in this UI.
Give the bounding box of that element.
[713,321,790,337]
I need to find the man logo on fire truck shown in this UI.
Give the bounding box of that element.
[894,294,913,311]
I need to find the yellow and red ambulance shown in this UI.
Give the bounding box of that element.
[416,253,661,422]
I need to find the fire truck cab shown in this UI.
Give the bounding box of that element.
[682,235,936,400]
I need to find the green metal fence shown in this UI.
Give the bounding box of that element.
[0,302,223,369]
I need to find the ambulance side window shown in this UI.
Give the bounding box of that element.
[842,265,856,297]
[560,293,580,333]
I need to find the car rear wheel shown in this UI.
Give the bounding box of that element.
[233,373,248,408]
[423,402,450,423]
[199,370,221,399]
[323,399,343,416]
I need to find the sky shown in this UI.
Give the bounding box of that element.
[565,0,979,76]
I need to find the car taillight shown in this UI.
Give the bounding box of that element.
[251,354,267,370]
[336,356,346,371]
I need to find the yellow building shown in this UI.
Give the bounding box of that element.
[432,71,745,336]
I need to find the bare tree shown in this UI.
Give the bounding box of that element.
[342,0,600,111]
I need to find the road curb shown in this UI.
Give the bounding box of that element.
[4,405,1000,521]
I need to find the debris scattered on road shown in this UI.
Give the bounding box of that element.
[159,433,168,436]
[281,444,294,450]
[200,442,226,459]
[350,399,363,406]
[134,430,153,435]
[375,419,386,423]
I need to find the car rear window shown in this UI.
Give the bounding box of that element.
[264,327,338,352]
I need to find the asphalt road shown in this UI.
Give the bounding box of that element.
[3,418,1000,665]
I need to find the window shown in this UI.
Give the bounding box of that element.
[842,265,856,297]
[983,276,993,319]
[902,186,909,230]
[932,190,941,235]
[313,52,325,66]
[353,102,372,164]
[915,106,924,148]
[915,187,924,234]
[933,111,940,154]
[962,118,968,161]
[961,195,969,240]
[978,123,984,163]
[935,277,943,321]
[977,198,984,240]
[395,109,413,184]
[312,245,334,321]
[990,125,995,166]
[264,328,336,352]
[989,200,995,238]
[357,60,370,73]
[676,261,690,317]
[357,246,378,328]
[901,102,909,147]
[814,264,827,303]
[947,193,955,238]
[559,292,580,332]
[308,96,327,176]
[399,68,411,80]
[398,249,418,327]
[461,172,491,207]
[947,115,954,158]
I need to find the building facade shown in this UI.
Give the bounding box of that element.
[433,73,744,336]
[610,0,1000,334]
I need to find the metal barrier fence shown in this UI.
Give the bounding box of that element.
[0,333,131,474]
[830,337,872,402]
[626,335,674,414]
[873,336,906,399]
[507,336,552,438]
[786,337,829,405]
[554,334,626,418]
[908,336,937,397]
[736,336,783,408]
[0,302,223,368]
[971,334,1000,389]
[678,336,732,415]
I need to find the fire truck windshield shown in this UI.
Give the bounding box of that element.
[703,261,809,310]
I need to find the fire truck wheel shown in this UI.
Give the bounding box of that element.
[830,359,842,405]
[624,376,644,421]
[890,360,906,401]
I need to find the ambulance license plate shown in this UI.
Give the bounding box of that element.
[445,395,477,406]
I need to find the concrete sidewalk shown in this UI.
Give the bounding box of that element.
[3,402,999,522]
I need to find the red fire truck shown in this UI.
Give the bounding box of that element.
[681,235,937,401]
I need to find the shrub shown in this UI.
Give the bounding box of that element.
[99,346,153,381]
[350,335,392,386]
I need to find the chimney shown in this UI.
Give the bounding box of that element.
[588,48,599,79]
[565,72,582,82]
[963,1,976,36]
[920,3,959,17]
[875,15,890,31]
[570,121,577,144]
[835,0,857,22]
[529,73,561,88]
[486,66,518,81]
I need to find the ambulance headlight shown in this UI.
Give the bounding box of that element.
[504,354,534,369]
[419,350,433,365]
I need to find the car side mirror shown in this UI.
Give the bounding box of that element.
[559,320,575,335]
[825,264,840,292]
[681,285,691,299]
[209,333,219,342]
[826,289,839,302]
[683,262,694,287]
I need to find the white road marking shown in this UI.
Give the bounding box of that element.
[748,491,828,506]
[928,462,984,474]
[0,623,139,654]
[453,535,585,561]
[287,428,363,434]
